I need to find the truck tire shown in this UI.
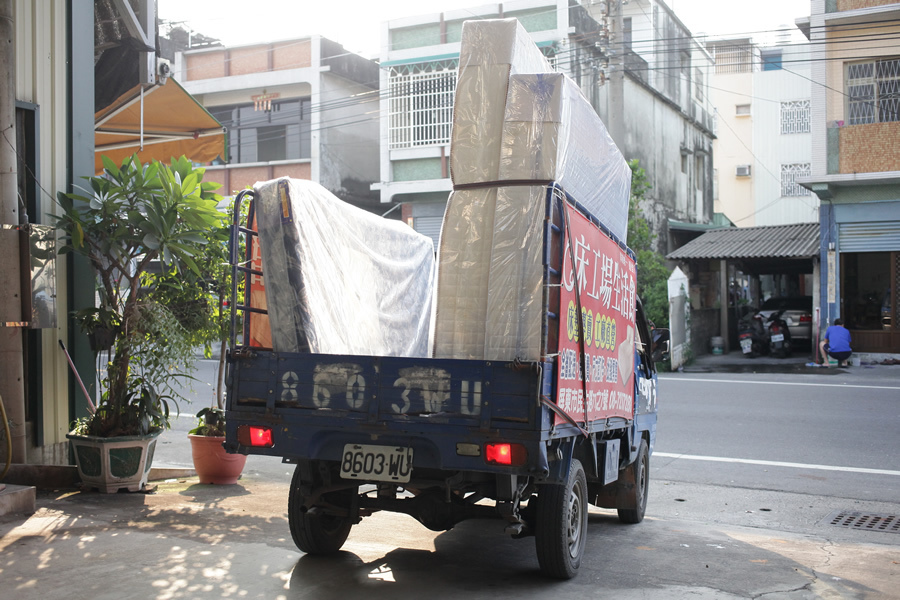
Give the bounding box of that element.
[617,438,649,524]
[288,463,353,555]
[535,458,588,579]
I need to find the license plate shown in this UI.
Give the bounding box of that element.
[771,333,784,342]
[740,338,752,353]
[340,444,413,483]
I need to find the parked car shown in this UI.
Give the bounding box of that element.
[756,296,812,342]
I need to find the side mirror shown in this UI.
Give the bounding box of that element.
[651,328,670,362]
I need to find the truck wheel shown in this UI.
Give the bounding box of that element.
[617,438,649,524]
[535,458,588,579]
[288,463,354,555]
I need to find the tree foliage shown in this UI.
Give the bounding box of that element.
[56,155,226,437]
[627,160,670,329]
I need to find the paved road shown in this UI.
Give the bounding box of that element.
[3,367,898,599]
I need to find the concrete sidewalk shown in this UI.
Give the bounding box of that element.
[684,346,900,378]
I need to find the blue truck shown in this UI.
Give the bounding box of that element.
[224,183,668,579]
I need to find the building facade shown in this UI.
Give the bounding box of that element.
[174,36,382,209]
[708,40,816,229]
[798,0,900,353]
[376,0,716,252]
[588,0,717,253]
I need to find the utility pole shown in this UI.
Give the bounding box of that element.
[607,0,626,149]
[0,0,27,463]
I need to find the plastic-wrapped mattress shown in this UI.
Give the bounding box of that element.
[450,18,552,186]
[501,73,632,242]
[253,178,435,357]
[433,185,547,361]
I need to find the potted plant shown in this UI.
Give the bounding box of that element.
[55,154,225,492]
[188,407,247,484]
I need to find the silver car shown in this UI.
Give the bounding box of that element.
[756,296,813,342]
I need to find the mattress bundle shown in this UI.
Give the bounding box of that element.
[253,178,435,357]
[450,18,552,187]
[433,185,546,361]
[434,19,632,361]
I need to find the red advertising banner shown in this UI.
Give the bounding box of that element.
[557,203,636,424]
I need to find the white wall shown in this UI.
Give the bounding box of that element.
[15,0,72,451]
[710,70,755,225]
[752,44,817,226]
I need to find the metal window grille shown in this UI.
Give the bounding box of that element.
[389,61,457,149]
[712,43,754,74]
[847,58,900,125]
[780,100,810,134]
[781,163,811,197]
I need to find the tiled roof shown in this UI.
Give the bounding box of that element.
[666,222,819,260]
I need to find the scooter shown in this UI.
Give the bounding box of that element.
[767,310,793,358]
[738,312,768,358]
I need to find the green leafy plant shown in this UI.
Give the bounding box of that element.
[627,159,670,330]
[56,154,225,437]
[188,407,226,437]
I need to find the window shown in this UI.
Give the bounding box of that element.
[210,99,311,164]
[389,60,457,149]
[694,68,704,102]
[736,103,751,116]
[762,50,782,71]
[781,163,811,197]
[847,58,900,125]
[780,100,810,134]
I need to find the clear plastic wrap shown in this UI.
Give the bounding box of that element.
[501,73,632,242]
[450,18,552,186]
[253,178,435,357]
[433,185,546,361]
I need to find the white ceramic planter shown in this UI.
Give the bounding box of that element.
[67,430,161,493]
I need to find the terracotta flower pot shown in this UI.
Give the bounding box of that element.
[188,435,247,484]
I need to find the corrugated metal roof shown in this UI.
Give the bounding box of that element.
[666,222,819,260]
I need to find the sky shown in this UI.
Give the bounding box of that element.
[157,0,812,58]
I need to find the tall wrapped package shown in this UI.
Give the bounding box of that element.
[433,185,546,361]
[501,73,632,242]
[253,178,435,357]
[450,18,552,185]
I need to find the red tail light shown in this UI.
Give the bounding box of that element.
[799,314,811,322]
[484,443,527,466]
[771,324,780,333]
[237,425,273,447]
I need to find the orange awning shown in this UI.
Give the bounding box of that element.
[94,77,225,173]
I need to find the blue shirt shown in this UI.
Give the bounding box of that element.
[825,325,852,353]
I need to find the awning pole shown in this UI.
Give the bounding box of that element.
[140,85,144,151]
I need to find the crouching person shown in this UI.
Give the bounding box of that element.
[819,318,852,367]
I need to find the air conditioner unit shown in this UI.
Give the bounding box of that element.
[735,165,751,177]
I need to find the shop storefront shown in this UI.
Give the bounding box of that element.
[820,199,900,353]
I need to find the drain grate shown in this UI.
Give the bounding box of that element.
[825,510,900,533]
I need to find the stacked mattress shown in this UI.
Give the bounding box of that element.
[501,73,631,242]
[434,19,632,362]
[433,186,546,361]
[254,178,435,357]
[450,18,552,186]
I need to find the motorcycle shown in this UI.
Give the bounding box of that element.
[767,310,793,358]
[738,312,768,358]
